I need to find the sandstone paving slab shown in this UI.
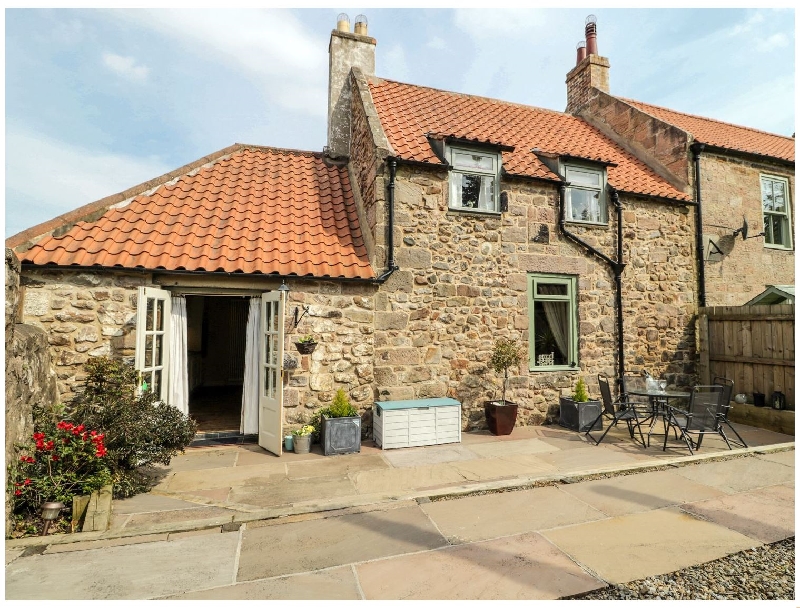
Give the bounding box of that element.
[228,475,356,509]
[123,506,236,528]
[736,427,794,447]
[460,431,502,445]
[537,435,594,452]
[448,455,553,481]
[45,533,170,554]
[163,566,362,600]
[182,487,232,503]
[111,493,206,515]
[541,507,758,585]
[234,446,323,467]
[382,444,479,468]
[421,486,605,543]
[355,531,604,600]
[237,505,446,581]
[756,449,795,468]
[164,449,238,472]
[680,484,795,544]
[288,453,390,479]
[536,445,641,472]
[5,549,24,565]
[558,469,727,517]
[350,464,467,495]
[166,461,287,492]
[466,438,559,458]
[5,532,240,600]
[673,456,794,494]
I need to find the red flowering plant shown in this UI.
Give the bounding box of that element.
[10,420,112,514]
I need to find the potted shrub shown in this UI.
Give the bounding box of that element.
[320,389,361,456]
[294,335,318,355]
[292,425,314,454]
[559,377,602,432]
[484,338,524,435]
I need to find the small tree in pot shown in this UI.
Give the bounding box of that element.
[484,338,525,435]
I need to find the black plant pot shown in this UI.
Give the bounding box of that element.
[295,341,318,355]
[484,400,518,435]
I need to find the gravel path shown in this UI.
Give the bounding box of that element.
[576,538,795,600]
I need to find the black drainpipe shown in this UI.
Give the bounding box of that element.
[374,157,399,282]
[690,143,706,307]
[558,182,626,382]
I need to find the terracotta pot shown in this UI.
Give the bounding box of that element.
[484,400,518,435]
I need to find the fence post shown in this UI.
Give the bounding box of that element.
[697,311,710,384]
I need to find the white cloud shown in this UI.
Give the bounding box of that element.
[107,9,328,117]
[382,44,409,82]
[453,8,547,40]
[755,33,789,53]
[102,53,150,81]
[6,128,172,237]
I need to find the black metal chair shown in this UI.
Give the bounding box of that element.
[712,376,748,448]
[586,374,647,447]
[663,385,727,454]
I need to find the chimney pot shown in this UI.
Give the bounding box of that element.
[576,41,587,65]
[336,13,350,33]
[354,14,368,36]
[584,14,598,55]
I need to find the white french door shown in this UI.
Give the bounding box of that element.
[135,287,172,403]
[258,291,285,455]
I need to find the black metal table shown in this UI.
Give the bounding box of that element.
[627,389,690,446]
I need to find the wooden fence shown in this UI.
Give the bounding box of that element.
[697,304,794,409]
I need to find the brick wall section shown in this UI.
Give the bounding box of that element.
[19,268,147,399]
[699,152,795,305]
[565,55,610,113]
[372,165,697,429]
[580,90,690,191]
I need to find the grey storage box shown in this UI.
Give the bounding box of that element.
[373,398,461,449]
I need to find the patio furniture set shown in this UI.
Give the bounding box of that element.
[585,373,748,455]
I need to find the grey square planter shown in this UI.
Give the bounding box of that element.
[321,414,361,456]
[559,397,602,432]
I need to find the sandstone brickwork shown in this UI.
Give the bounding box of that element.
[698,152,795,306]
[565,55,610,114]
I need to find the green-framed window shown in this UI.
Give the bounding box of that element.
[564,163,607,224]
[527,273,578,370]
[761,174,793,249]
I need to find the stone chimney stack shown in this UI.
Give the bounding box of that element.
[565,15,610,114]
[327,13,376,159]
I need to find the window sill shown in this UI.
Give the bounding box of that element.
[763,243,794,252]
[564,219,608,228]
[447,207,501,217]
[529,366,579,373]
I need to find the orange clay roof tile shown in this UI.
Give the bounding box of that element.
[17,146,375,279]
[620,97,794,163]
[368,78,690,202]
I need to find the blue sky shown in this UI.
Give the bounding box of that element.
[5,7,795,238]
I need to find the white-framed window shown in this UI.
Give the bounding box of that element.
[447,146,500,212]
[761,174,793,249]
[528,273,578,370]
[564,164,607,224]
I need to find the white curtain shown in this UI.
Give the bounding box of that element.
[542,302,569,361]
[241,297,261,435]
[168,295,189,415]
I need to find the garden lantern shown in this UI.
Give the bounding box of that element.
[40,501,64,536]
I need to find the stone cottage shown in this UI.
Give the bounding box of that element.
[7,15,788,454]
[566,17,795,307]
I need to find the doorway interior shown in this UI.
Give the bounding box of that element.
[185,295,249,434]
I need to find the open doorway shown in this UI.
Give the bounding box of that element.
[185,295,249,434]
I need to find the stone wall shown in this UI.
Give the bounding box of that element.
[5,249,58,536]
[18,268,147,399]
[565,55,610,113]
[699,152,795,306]
[369,164,697,429]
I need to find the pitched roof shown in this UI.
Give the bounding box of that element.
[368,78,690,202]
[621,98,795,163]
[12,146,375,279]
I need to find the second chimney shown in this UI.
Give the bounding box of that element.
[565,15,609,114]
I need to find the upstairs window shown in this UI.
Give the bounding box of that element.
[565,164,607,224]
[448,147,500,212]
[761,175,792,249]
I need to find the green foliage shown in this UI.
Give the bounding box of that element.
[292,424,315,437]
[10,421,112,514]
[307,388,358,442]
[489,338,524,404]
[296,334,317,344]
[573,377,590,403]
[70,357,197,498]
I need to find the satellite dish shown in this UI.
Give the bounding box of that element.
[732,217,749,240]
